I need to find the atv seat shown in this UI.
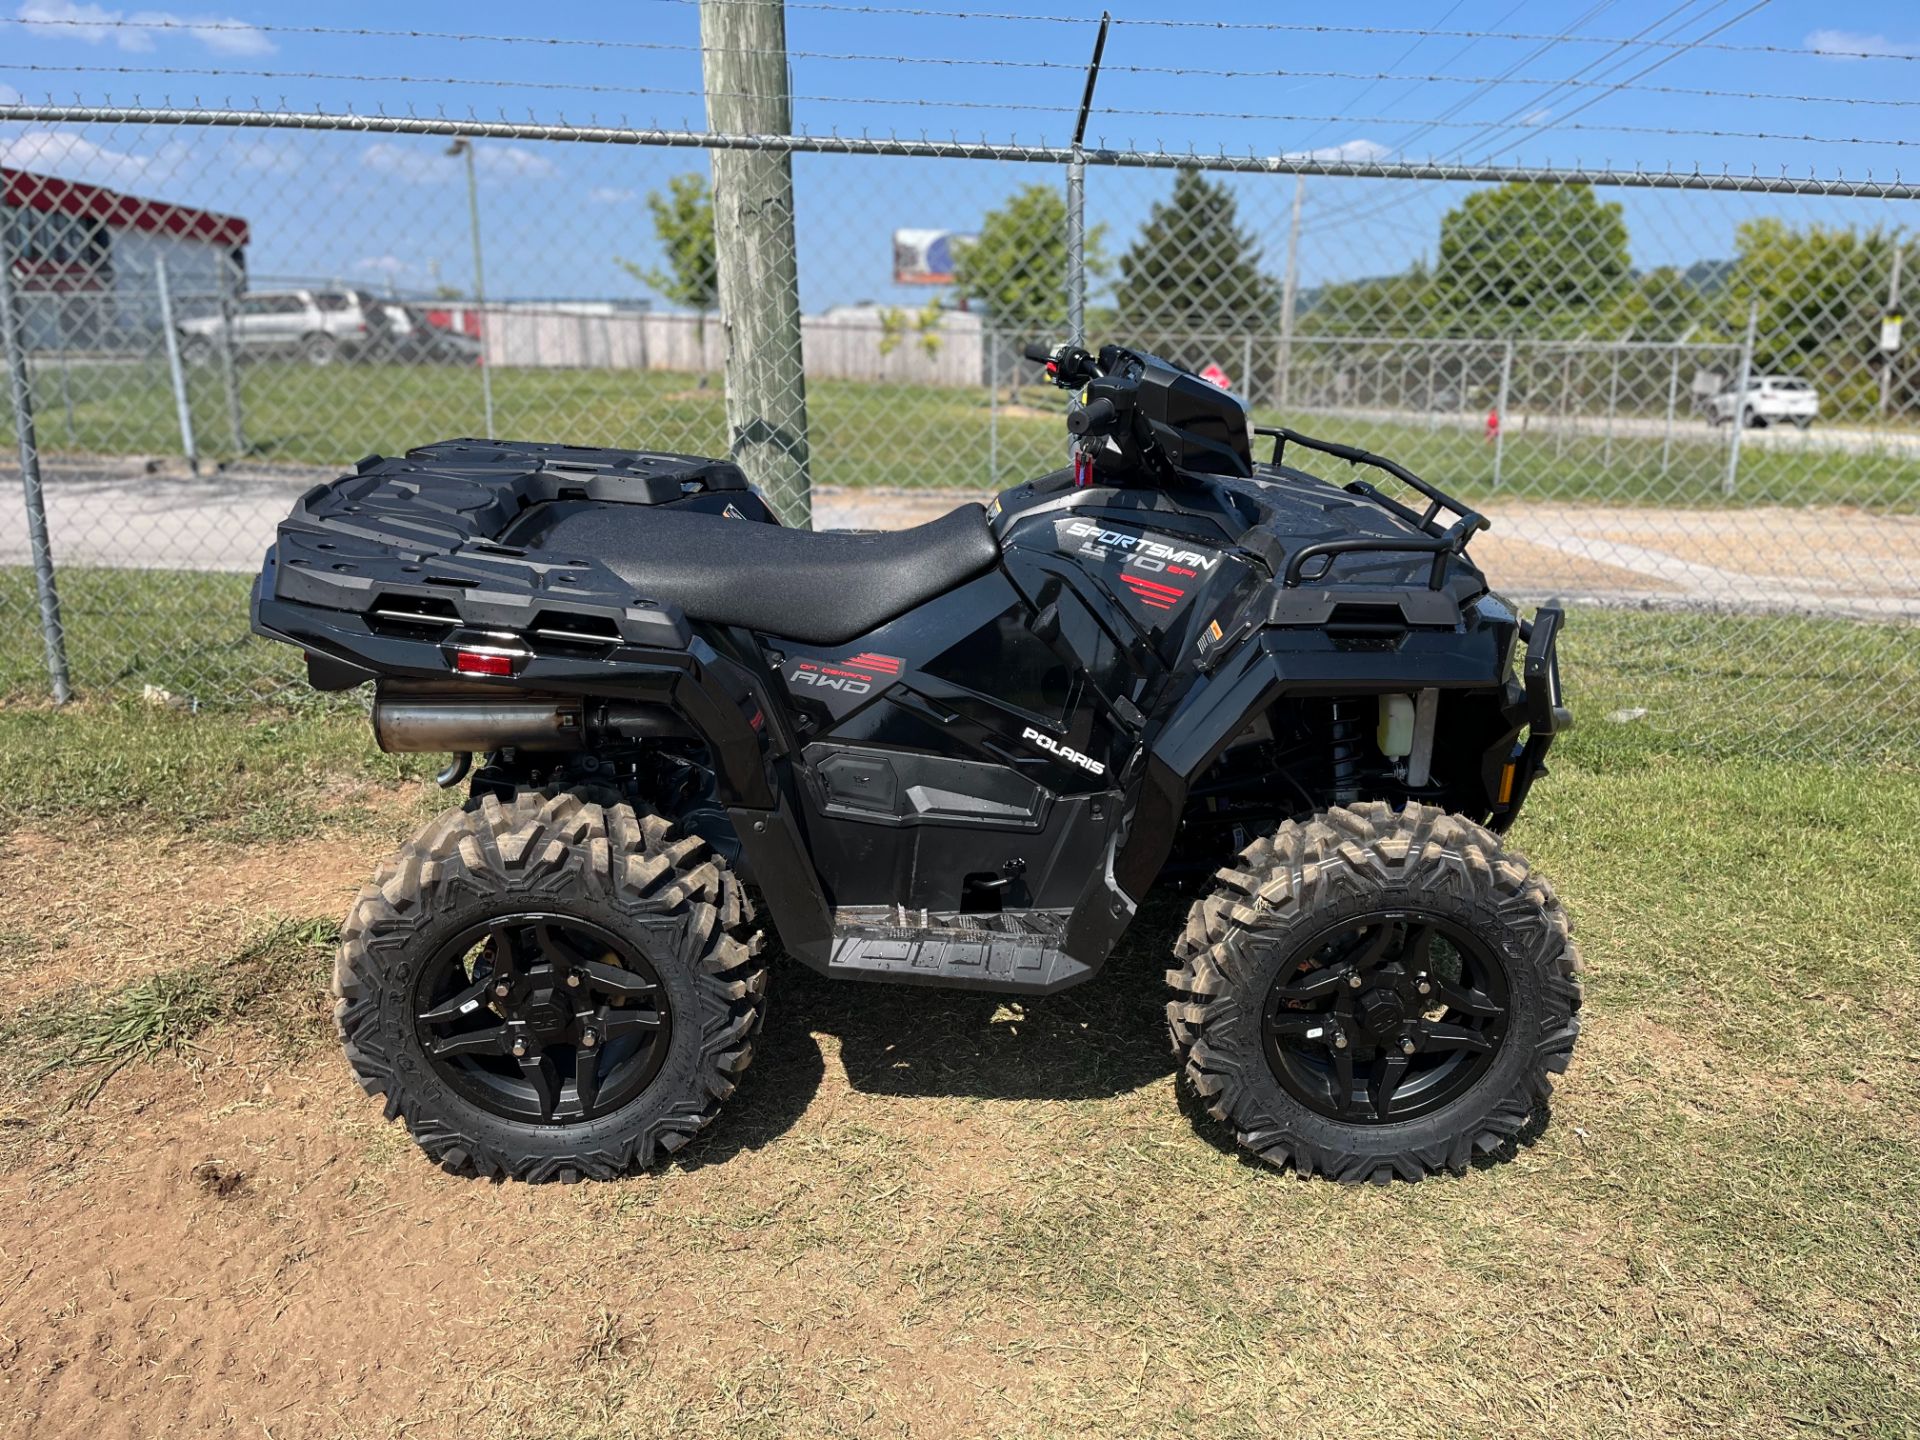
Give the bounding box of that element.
[530,502,1001,646]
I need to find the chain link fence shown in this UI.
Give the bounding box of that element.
[1,108,1916,758]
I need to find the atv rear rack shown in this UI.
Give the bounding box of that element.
[1255,425,1490,590]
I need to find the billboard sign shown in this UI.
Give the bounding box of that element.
[892,228,974,285]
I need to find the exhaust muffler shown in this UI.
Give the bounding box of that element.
[370,686,693,754]
[373,695,587,754]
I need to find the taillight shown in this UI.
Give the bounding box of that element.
[453,648,516,677]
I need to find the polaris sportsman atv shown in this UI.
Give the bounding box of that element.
[251,340,1579,1185]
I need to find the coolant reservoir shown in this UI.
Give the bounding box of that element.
[1377,694,1415,757]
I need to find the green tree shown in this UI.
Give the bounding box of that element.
[953,183,1105,331]
[1116,169,1279,334]
[1299,261,1444,339]
[1597,265,1708,341]
[1436,182,1631,332]
[1729,219,1881,363]
[616,173,718,381]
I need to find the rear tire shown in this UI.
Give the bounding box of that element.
[1166,802,1581,1184]
[336,790,766,1181]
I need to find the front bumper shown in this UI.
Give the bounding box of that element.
[1489,604,1571,830]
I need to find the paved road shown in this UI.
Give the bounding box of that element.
[1322,405,1920,459]
[4,461,1917,622]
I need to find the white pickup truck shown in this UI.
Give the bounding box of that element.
[1707,376,1820,428]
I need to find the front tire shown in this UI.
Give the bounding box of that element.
[336,790,766,1181]
[1166,803,1580,1184]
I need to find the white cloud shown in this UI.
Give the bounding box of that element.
[229,137,299,174]
[16,1,275,57]
[590,185,640,204]
[1284,138,1390,164]
[1805,29,1918,60]
[1519,108,1553,126]
[354,255,411,277]
[16,1,139,48]
[143,11,276,57]
[363,138,557,182]
[0,127,153,182]
[0,82,21,104]
[476,144,555,179]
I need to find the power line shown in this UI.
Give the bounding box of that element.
[1432,0,1721,165]
[1287,0,1466,154]
[1387,0,1626,161]
[1487,0,1776,162]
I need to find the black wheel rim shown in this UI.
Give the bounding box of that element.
[1262,911,1510,1125]
[413,913,672,1126]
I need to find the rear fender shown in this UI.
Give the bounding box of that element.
[254,552,835,959]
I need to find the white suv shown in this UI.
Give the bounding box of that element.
[178,288,380,365]
[1708,376,1819,429]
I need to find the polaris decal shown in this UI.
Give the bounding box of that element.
[1020,725,1106,776]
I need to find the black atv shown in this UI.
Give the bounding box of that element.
[251,341,1579,1185]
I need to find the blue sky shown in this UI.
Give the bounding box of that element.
[2,2,1915,306]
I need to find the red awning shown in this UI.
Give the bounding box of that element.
[2,166,249,247]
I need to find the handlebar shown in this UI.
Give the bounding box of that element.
[1022,341,1053,364]
[1066,397,1117,436]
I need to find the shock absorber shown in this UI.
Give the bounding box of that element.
[1329,699,1364,805]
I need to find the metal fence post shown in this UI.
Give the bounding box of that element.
[1661,344,1682,477]
[1277,174,1304,410]
[448,137,496,439]
[1066,153,1086,350]
[58,346,75,445]
[0,235,73,704]
[154,257,198,474]
[1724,299,1759,498]
[1602,344,1620,467]
[987,322,999,487]
[218,250,247,455]
[1064,13,1108,352]
[1493,337,1513,489]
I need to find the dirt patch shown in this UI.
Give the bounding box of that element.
[1473,531,1681,595]
[0,785,428,1014]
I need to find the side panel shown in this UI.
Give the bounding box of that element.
[761,569,1127,919]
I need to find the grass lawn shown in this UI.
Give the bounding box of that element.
[6,357,1915,509]
[0,663,1914,1435]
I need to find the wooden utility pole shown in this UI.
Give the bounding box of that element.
[701,0,813,526]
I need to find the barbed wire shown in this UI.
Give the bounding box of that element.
[4,73,1911,150]
[9,12,1915,71]
[0,102,1911,197]
[642,2,1920,60]
[9,56,1909,112]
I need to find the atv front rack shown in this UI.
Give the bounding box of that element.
[1255,425,1490,590]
